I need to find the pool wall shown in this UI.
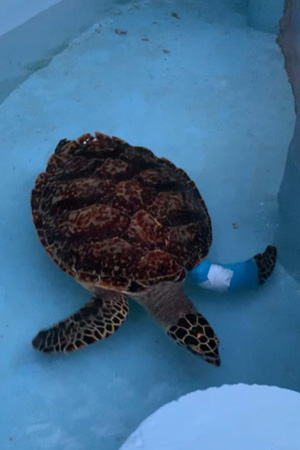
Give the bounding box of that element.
[0,0,285,106]
[248,0,285,32]
[0,0,62,36]
[276,0,300,281]
[0,0,141,104]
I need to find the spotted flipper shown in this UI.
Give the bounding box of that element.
[167,313,220,366]
[254,245,277,285]
[32,294,129,353]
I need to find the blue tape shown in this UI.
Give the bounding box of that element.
[189,260,211,284]
[189,258,259,291]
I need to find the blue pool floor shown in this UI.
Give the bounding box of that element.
[0,1,298,449]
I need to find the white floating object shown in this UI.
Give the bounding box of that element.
[120,384,300,450]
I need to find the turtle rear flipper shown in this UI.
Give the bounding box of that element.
[254,245,277,285]
[32,294,128,353]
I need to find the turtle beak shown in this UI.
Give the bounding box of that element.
[211,354,221,366]
[203,350,221,367]
[189,345,221,366]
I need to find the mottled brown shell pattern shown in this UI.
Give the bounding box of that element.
[31,132,212,292]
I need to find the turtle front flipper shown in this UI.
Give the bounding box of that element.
[189,245,277,291]
[167,313,220,366]
[254,245,277,285]
[32,294,129,353]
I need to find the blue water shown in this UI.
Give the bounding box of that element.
[0,1,298,449]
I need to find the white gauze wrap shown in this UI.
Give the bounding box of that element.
[199,264,234,292]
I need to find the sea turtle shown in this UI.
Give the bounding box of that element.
[31,132,277,365]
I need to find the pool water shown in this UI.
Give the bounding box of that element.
[0,1,298,449]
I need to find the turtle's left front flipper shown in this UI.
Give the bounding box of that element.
[254,245,277,285]
[189,245,277,292]
[32,294,129,353]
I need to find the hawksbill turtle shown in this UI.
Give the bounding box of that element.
[31,132,277,365]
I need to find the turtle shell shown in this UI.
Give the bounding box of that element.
[31,132,212,292]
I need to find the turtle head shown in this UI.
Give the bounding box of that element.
[138,282,221,366]
[167,312,221,366]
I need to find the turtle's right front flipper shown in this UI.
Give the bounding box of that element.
[32,294,129,353]
[189,245,277,292]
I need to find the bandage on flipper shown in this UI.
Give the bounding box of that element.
[189,258,259,292]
